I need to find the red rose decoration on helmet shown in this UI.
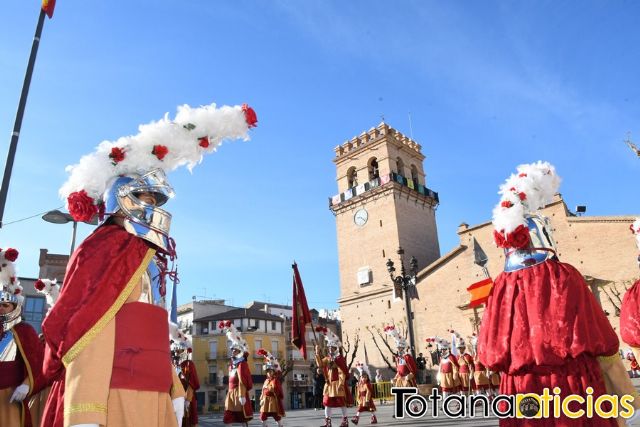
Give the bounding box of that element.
[109,147,126,165]
[506,224,531,250]
[518,192,527,201]
[67,190,98,222]
[34,279,45,291]
[493,230,507,248]
[152,144,169,161]
[187,348,193,354]
[4,248,18,262]
[242,104,258,128]
[500,200,513,208]
[198,136,210,148]
[218,321,225,330]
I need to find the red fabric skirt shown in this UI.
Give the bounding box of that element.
[621,279,640,347]
[260,412,282,421]
[478,260,619,427]
[323,396,346,407]
[357,401,376,412]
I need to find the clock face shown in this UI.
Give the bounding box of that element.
[354,208,368,226]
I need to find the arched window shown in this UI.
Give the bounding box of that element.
[368,157,379,180]
[347,166,358,188]
[396,157,405,177]
[411,164,420,187]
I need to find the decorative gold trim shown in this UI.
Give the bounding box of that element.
[13,330,34,391]
[64,402,108,415]
[62,248,156,367]
[597,351,620,364]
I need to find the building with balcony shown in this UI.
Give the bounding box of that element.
[191,307,286,414]
[246,301,342,410]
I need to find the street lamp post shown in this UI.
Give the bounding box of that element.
[386,247,419,359]
[42,209,97,256]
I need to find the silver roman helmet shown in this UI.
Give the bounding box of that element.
[102,168,175,253]
[0,248,23,334]
[504,214,558,272]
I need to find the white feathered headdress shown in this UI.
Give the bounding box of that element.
[384,325,407,348]
[218,320,249,354]
[629,219,640,252]
[315,326,342,349]
[59,102,257,221]
[34,278,60,311]
[492,161,560,249]
[0,248,23,305]
[257,348,282,372]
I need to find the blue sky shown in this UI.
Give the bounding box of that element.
[1,1,639,310]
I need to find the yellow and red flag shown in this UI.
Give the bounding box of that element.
[291,262,312,360]
[466,277,493,308]
[42,0,56,18]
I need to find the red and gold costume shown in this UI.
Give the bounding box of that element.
[393,353,418,387]
[259,373,285,423]
[223,354,253,424]
[41,225,184,427]
[621,277,640,364]
[437,352,459,394]
[316,352,350,408]
[355,378,376,413]
[457,351,474,393]
[479,259,622,426]
[472,360,490,392]
[0,322,44,427]
[180,359,200,426]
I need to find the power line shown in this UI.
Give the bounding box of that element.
[2,206,64,226]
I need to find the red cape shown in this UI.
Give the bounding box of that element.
[478,259,618,427]
[12,322,45,427]
[41,224,155,427]
[181,360,200,424]
[621,278,640,347]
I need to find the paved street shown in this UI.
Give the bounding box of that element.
[198,403,499,426]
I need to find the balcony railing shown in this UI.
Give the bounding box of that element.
[329,173,439,207]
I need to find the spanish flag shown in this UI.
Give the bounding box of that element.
[42,0,56,18]
[467,277,493,308]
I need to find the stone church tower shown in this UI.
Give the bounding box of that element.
[329,122,440,369]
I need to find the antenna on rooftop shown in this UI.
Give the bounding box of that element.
[408,111,414,140]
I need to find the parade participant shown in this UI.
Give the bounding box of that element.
[29,278,62,427]
[315,326,351,427]
[621,219,640,368]
[219,320,253,426]
[179,348,200,427]
[0,248,44,427]
[374,369,386,405]
[453,332,474,396]
[384,325,417,387]
[257,348,285,427]
[41,102,257,427]
[435,338,459,398]
[351,362,377,425]
[478,161,640,426]
[628,351,640,379]
[468,334,489,396]
[487,370,500,399]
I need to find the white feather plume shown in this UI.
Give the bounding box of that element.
[492,161,561,235]
[35,278,60,310]
[59,102,256,205]
[631,218,640,251]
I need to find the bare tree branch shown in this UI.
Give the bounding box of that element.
[347,332,360,370]
[343,332,351,355]
[602,287,621,316]
[366,327,396,373]
[374,326,399,358]
[611,283,623,305]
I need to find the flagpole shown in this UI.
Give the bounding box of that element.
[0,8,47,228]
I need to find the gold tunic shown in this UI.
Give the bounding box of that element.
[63,278,185,426]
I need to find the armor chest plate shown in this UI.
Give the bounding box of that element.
[138,258,166,307]
[0,331,17,362]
